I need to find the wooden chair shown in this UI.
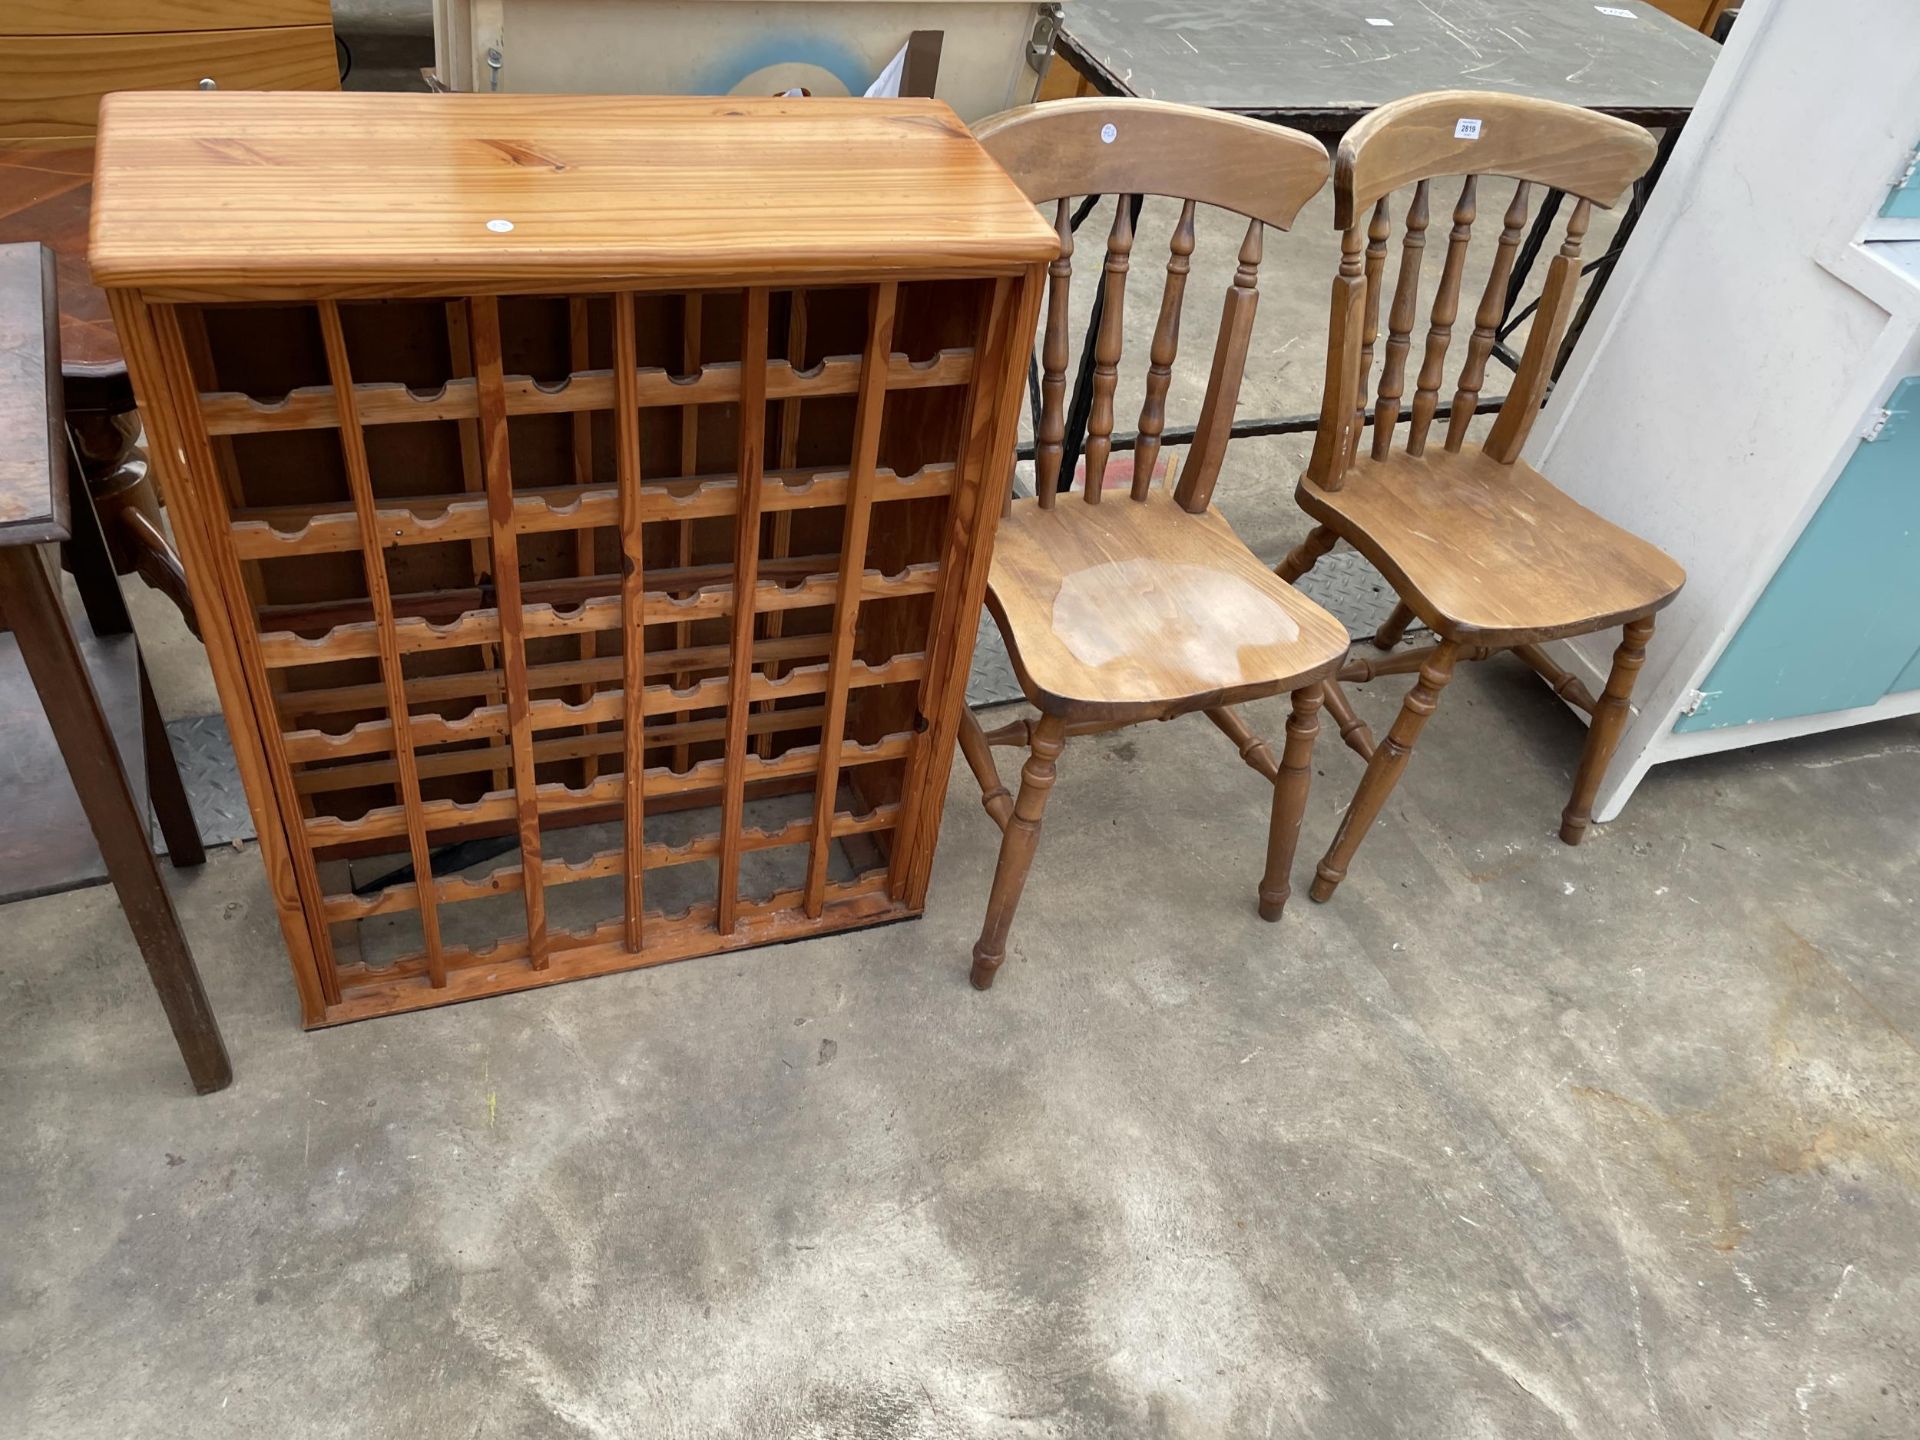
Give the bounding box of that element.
[1277,91,1686,901]
[959,99,1351,990]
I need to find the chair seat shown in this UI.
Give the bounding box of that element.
[985,487,1350,721]
[1296,444,1685,644]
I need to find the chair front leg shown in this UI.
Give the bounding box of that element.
[1259,683,1324,921]
[1560,617,1653,846]
[1277,525,1338,584]
[1311,641,1460,902]
[969,712,1068,991]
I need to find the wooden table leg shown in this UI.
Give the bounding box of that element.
[60,447,206,868]
[141,657,206,868]
[0,544,231,1094]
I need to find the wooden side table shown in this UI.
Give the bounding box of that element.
[0,242,229,1094]
[0,143,197,627]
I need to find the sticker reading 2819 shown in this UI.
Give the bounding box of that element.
[1454,118,1483,140]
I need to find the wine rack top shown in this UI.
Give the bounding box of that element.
[89,93,1060,300]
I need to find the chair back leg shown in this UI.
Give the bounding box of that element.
[1311,640,1460,902]
[1372,600,1416,650]
[1560,618,1653,845]
[1277,524,1338,584]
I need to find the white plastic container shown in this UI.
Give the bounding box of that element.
[432,0,1062,122]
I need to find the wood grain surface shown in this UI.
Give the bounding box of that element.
[91,94,1061,298]
[972,98,1328,230]
[987,487,1350,720]
[3,27,338,141]
[1296,444,1683,644]
[1336,90,1656,228]
[0,0,331,34]
[0,147,118,377]
[0,243,65,542]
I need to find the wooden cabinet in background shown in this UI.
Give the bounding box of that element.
[430,0,1059,123]
[0,0,337,142]
[90,92,1051,1026]
[1644,0,1737,36]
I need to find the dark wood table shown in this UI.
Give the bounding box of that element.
[0,147,117,374]
[1054,0,1721,134]
[0,144,197,621]
[0,241,229,1095]
[1035,0,1722,483]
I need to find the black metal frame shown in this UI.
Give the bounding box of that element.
[1035,34,1697,488]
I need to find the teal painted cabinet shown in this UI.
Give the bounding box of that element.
[1679,376,1920,730]
[1885,144,1920,218]
[1896,635,1920,694]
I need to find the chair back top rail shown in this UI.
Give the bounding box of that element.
[973,97,1329,229]
[1335,90,1656,228]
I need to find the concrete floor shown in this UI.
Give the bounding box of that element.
[8,16,1920,1438]
[7,662,1919,1437]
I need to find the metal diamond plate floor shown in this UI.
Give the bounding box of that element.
[161,714,256,848]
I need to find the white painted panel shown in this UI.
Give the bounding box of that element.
[1524,0,1920,821]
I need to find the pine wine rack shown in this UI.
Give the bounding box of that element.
[91,92,1052,1024]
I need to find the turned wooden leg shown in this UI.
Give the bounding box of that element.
[1276,525,1337,584]
[1259,683,1324,921]
[1204,704,1280,782]
[1319,678,1376,759]
[1373,600,1416,650]
[969,712,1066,991]
[1311,641,1460,903]
[1560,618,1653,846]
[956,706,1013,830]
[1513,643,1600,714]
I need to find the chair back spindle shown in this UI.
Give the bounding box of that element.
[1406,175,1477,455]
[1483,198,1590,463]
[1034,196,1075,508]
[1446,182,1531,452]
[1174,216,1263,514]
[1352,199,1392,465]
[1081,196,1136,502]
[1132,198,1197,500]
[1370,179,1429,461]
[1306,216,1366,488]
